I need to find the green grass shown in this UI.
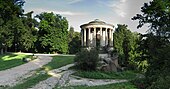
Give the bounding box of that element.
[73,70,138,80]
[56,82,137,89]
[10,56,75,89]
[10,73,50,89]
[0,54,30,71]
[40,56,75,71]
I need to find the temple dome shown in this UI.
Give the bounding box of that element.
[88,19,106,24]
[80,19,114,28]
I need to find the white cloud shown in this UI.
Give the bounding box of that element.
[67,0,83,4]
[32,8,87,16]
[120,0,127,3]
[115,9,126,17]
[108,1,127,17]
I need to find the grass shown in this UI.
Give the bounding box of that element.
[10,73,50,89]
[0,53,31,71]
[40,56,75,71]
[10,56,75,89]
[73,70,138,80]
[56,82,137,89]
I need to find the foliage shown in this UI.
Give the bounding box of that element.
[63,82,137,89]
[68,26,81,54]
[0,1,69,54]
[35,12,69,53]
[0,0,38,53]
[131,78,148,89]
[0,0,23,53]
[113,24,141,70]
[6,17,36,52]
[148,75,170,89]
[73,70,138,80]
[74,48,99,71]
[0,54,30,71]
[21,11,38,52]
[132,0,170,88]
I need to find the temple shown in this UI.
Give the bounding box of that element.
[80,19,114,48]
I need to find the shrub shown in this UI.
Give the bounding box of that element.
[148,75,170,89]
[131,78,149,89]
[74,48,99,71]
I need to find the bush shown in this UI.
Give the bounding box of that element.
[74,48,99,71]
[131,78,149,89]
[148,75,170,89]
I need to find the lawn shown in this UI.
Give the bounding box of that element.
[40,56,75,71]
[73,70,138,80]
[57,82,137,89]
[0,54,30,71]
[10,56,75,89]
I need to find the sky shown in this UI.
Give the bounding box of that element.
[23,0,152,33]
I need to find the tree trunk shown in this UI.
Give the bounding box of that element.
[5,47,7,53]
[1,48,3,54]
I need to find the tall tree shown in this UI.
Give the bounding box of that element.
[21,11,38,52]
[0,0,24,53]
[35,12,69,53]
[132,0,170,88]
[113,24,140,69]
[68,26,81,54]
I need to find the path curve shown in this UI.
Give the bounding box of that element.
[29,64,74,89]
[29,63,127,89]
[0,56,52,87]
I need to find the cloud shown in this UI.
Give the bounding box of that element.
[120,0,127,3]
[107,0,127,17]
[67,0,83,4]
[32,8,87,16]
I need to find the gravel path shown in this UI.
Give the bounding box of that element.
[68,77,127,86]
[0,56,52,87]
[29,63,127,89]
[0,54,128,88]
[29,64,74,89]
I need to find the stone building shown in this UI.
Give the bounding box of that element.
[80,19,114,48]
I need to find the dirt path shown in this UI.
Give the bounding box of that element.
[29,63,127,89]
[29,64,74,89]
[0,56,52,87]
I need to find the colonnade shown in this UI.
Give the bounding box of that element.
[81,27,113,47]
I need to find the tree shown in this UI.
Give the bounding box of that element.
[68,26,81,54]
[21,11,38,52]
[132,0,170,88]
[5,16,36,52]
[0,0,25,54]
[35,12,69,53]
[113,24,140,69]
[68,26,75,43]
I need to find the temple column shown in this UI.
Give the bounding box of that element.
[105,28,108,46]
[100,27,102,47]
[93,28,96,47]
[111,29,113,46]
[83,28,86,46]
[81,29,83,46]
[88,28,90,46]
[103,28,106,46]
[109,29,111,46]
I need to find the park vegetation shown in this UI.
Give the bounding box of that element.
[0,0,170,89]
[74,0,170,89]
[0,0,80,54]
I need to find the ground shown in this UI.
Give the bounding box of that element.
[0,53,138,89]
